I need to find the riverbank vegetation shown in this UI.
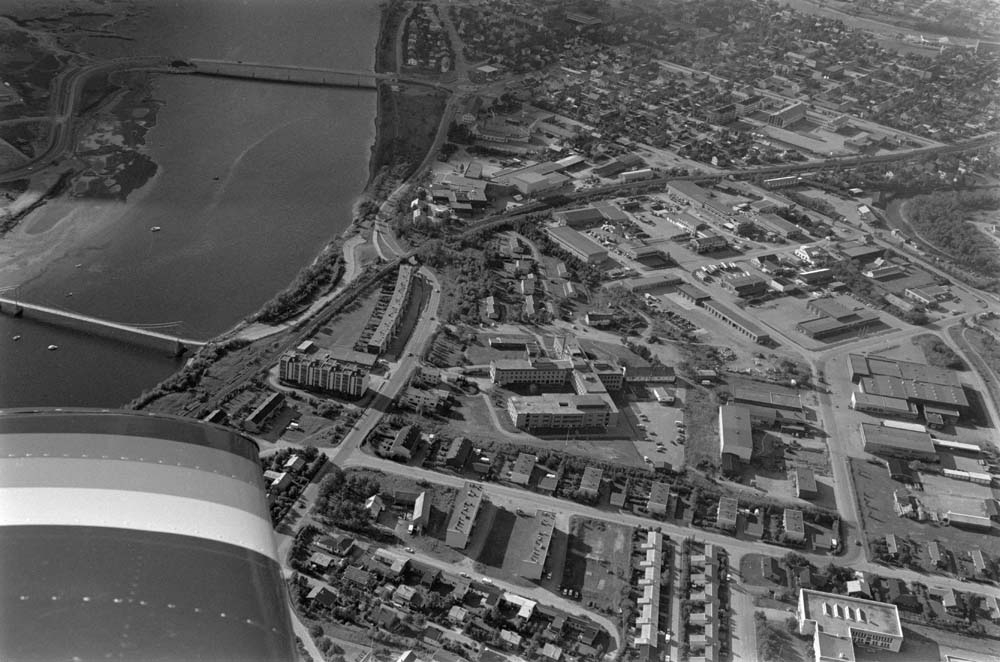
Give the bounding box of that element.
[127,337,251,411]
[254,240,345,324]
[905,190,1000,289]
[369,85,447,185]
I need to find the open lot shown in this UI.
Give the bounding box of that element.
[312,286,382,351]
[918,472,995,520]
[682,385,720,468]
[851,458,1000,572]
[628,391,687,470]
[563,517,632,613]
[750,293,894,350]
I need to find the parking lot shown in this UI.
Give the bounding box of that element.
[629,389,687,470]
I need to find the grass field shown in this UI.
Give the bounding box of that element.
[684,385,720,468]
[564,517,632,612]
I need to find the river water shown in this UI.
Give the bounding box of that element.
[0,0,379,407]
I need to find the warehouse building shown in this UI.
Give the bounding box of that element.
[733,387,803,413]
[860,423,938,461]
[849,354,969,421]
[702,299,772,344]
[546,225,608,264]
[849,392,919,419]
[797,298,881,340]
[719,404,754,462]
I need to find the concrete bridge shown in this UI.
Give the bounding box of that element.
[186,58,388,90]
[184,58,444,91]
[0,296,206,356]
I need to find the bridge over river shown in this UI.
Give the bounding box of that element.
[0,296,206,356]
[185,58,440,90]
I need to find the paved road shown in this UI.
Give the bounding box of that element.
[0,56,173,183]
[392,545,623,655]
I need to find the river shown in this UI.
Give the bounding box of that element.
[1,0,379,407]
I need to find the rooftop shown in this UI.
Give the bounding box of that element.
[799,588,902,641]
[719,405,753,456]
[580,467,603,492]
[447,482,485,537]
[860,423,937,455]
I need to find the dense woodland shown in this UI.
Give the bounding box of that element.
[906,190,1000,286]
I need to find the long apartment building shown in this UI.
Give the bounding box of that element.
[278,350,370,397]
[634,530,666,655]
[368,264,416,354]
[446,482,485,549]
[507,394,618,431]
[516,510,556,580]
[490,357,574,386]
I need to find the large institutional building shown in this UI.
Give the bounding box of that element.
[797,589,903,662]
[849,353,969,425]
[0,409,297,661]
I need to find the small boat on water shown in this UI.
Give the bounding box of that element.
[47,344,58,351]
[150,226,161,232]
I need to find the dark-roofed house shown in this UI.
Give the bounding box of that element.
[390,425,421,461]
[445,436,472,469]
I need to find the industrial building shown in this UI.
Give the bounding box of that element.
[733,387,802,413]
[702,299,772,344]
[797,298,881,339]
[546,225,608,264]
[0,409,297,661]
[719,405,754,462]
[849,391,919,419]
[768,101,807,128]
[796,589,903,662]
[849,354,969,421]
[446,482,485,548]
[860,423,938,461]
[793,468,818,500]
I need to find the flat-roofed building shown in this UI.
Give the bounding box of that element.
[719,405,754,462]
[552,207,605,229]
[722,274,768,298]
[446,482,485,549]
[769,101,807,128]
[703,300,771,344]
[850,391,919,419]
[677,283,712,305]
[798,298,881,339]
[509,452,535,485]
[244,391,285,433]
[849,353,969,416]
[368,264,416,354]
[796,589,903,661]
[784,508,805,542]
[517,510,556,580]
[279,350,370,397]
[647,481,671,515]
[860,423,937,461]
[507,394,618,431]
[547,225,608,264]
[490,357,573,386]
[716,497,739,531]
[733,387,803,413]
[756,212,803,239]
[579,467,603,499]
[793,468,818,499]
[689,233,729,253]
[412,491,431,531]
